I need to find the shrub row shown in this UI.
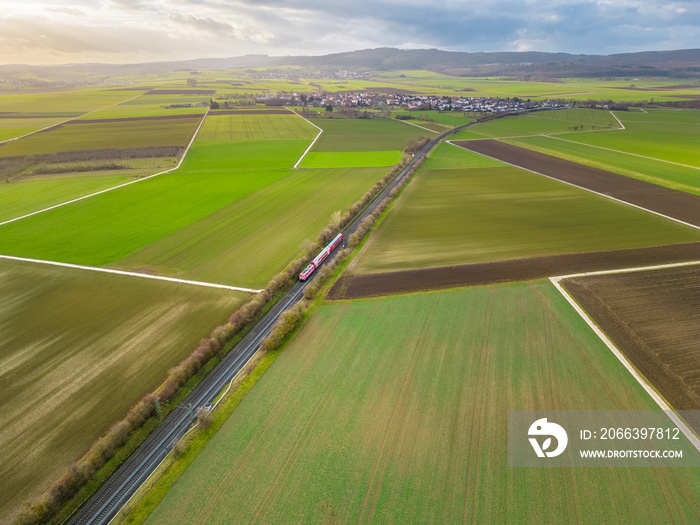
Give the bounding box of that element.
[14,146,415,525]
[2,146,184,182]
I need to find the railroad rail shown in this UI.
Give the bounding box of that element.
[68,119,471,525]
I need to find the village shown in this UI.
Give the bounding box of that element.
[256,89,571,113]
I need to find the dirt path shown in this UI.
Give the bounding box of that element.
[328,242,700,299]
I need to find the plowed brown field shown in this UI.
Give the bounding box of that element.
[453,139,700,228]
[328,242,700,299]
[563,264,700,419]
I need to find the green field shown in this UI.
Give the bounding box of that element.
[0,117,71,142]
[450,108,620,140]
[300,150,402,168]
[0,171,142,223]
[196,112,317,141]
[307,118,429,151]
[145,282,700,524]
[503,109,700,194]
[350,148,700,274]
[0,258,248,522]
[116,166,390,287]
[0,117,203,156]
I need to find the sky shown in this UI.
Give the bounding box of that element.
[1,0,699,65]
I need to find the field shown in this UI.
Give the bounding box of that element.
[450,108,621,140]
[196,112,317,141]
[349,145,700,275]
[0,258,248,520]
[563,264,700,415]
[503,109,700,194]
[116,166,390,287]
[0,117,202,156]
[145,282,700,524]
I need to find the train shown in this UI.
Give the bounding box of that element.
[299,233,344,281]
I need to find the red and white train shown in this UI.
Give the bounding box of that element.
[299,233,344,281]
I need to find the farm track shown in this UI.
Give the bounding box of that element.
[453,140,700,228]
[328,242,700,299]
[67,120,469,525]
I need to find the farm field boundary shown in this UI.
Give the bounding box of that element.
[0,108,209,227]
[452,139,700,229]
[0,94,141,146]
[397,119,440,133]
[328,242,700,299]
[544,134,700,170]
[0,255,263,293]
[550,262,700,452]
[289,108,323,168]
[558,261,700,430]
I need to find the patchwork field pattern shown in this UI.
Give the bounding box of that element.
[146,283,700,524]
[563,264,700,415]
[0,258,248,520]
[505,109,700,194]
[349,150,700,275]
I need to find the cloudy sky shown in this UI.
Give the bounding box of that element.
[2,0,699,65]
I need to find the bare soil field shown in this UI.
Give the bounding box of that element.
[328,242,700,299]
[563,264,700,423]
[454,140,700,227]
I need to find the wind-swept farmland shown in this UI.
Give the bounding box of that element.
[145,282,700,524]
[0,258,248,521]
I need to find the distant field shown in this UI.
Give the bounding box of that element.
[0,117,202,156]
[0,258,248,522]
[0,87,140,115]
[505,109,700,194]
[308,118,429,151]
[145,282,700,524]
[350,147,700,274]
[450,108,620,140]
[0,117,70,142]
[0,171,142,223]
[116,167,389,287]
[300,150,402,168]
[392,110,474,127]
[197,112,317,142]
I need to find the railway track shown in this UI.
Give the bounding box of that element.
[68,120,469,525]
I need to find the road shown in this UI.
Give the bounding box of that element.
[68,121,469,525]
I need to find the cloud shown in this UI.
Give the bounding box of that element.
[1,0,698,64]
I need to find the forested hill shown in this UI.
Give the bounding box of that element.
[1,48,698,80]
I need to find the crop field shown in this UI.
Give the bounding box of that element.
[505,109,700,194]
[145,282,700,524]
[0,171,141,223]
[0,258,248,521]
[296,118,428,169]
[0,87,140,115]
[196,112,317,141]
[0,117,202,156]
[563,264,700,415]
[300,150,402,168]
[450,108,620,140]
[0,117,72,142]
[305,118,428,152]
[116,166,390,287]
[349,145,700,274]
